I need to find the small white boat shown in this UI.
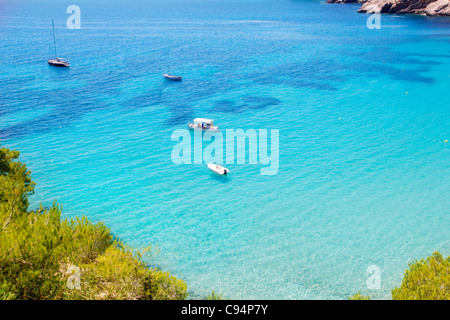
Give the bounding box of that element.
[208,163,229,175]
[163,74,182,81]
[188,118,219,132]
[163,66,182,81]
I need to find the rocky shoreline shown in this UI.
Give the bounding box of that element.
[327,0,450,16]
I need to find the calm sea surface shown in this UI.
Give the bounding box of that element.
[1,0,449,299]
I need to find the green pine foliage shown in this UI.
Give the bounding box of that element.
[349,252,449,300]
[0,141,188,300]
[206,290,224,300]
[391,251,449,300]
[348,292,371,300]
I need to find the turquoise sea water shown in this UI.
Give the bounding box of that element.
[1,0,449,299]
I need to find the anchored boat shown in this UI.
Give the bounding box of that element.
[163,74,182,81]
[163,67,182,81]
[188,118,219,132]
[208,164,229,175]
[47,19,69,67]
[48,58,69,67]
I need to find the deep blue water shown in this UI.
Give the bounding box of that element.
[0,0,449,299]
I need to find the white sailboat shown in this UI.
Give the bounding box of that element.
[163,66,182,81]
[47,19,69,67]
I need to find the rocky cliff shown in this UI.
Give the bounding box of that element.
[327,0,450,16]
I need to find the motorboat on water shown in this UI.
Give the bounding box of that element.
[188,118,219,132]
[163,74,182,81]
[208,163,229,175]
[163,66,182,81]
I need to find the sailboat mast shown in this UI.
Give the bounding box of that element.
[52,19,58,59]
